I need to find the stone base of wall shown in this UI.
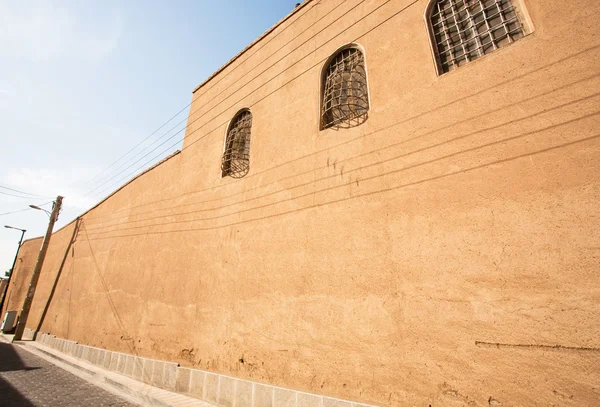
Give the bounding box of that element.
[34,331,377,407]
[22,327,36,341]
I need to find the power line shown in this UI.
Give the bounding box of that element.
[79,103,191,189]
[83,81,595,228]
[83,121,187,197]
[0,190,40,200]
[178,0,369,143]
[0,208,32,217]
[86,127,600,239]
[81,42,599,224]
[82,97,599,234]
[84,131,600,241]
[81,0,362,196]
[0,200,53,217]
[79,0,327,194]
[193,0,326,99]
[86,0,394,198]
[0,185,53,199]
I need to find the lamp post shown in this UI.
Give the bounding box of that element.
[29,205,51,216]
[14,196,63,341]
[0,226,26,316]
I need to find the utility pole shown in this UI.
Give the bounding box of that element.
[13,196,63,341]
[0,226,26,316]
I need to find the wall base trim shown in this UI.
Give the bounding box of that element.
[32,330,379,407]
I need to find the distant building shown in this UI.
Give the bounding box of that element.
[0,278,8,308]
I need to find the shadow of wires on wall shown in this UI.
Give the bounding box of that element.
[0,343,38,407]
[34,218,81,340]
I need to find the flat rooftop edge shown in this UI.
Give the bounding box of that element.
[192,0,314,94]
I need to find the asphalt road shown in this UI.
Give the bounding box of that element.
[0,342,138,407]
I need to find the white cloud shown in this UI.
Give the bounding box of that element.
[0,1,123,62]
[0,74,34,112]
[81,13,124,61]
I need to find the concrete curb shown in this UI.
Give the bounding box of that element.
[14,340,216,407]
[0,333,14,343]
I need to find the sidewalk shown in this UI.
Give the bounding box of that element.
[0,338,138,407]
[0,334,215,407]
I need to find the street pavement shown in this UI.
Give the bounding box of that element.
[0,342,139,407]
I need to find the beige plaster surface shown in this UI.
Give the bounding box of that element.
[0,279,7,304]
[1,237,43,318]
[6,0,600,406]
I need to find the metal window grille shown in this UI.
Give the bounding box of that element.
[221,110,252,178]
[430,0,524,73]
[321,47,369,129]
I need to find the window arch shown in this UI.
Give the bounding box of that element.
[221,109,252,178]
[321,45,369,130]
[427,0,525,74]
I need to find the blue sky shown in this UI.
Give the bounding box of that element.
[0,0,301,272]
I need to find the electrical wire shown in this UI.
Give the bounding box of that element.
[81,104,192,188]
[0,185,53,199]
[82,95,600,234]
[0,200,53,217]
[79,0,327,194]
[77,40,600,228]
[0,208,32,217]
[189,0,325,100]
[0,190,40,200]
[82,0,362,196]
[86,130,600,241]
[86,0,397,198]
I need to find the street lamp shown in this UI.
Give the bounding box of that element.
[29,205,51,217]
[4,225,26,232]
[0,225,27,316]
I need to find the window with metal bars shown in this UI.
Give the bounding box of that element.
[221,110,252,178]
[429,0,525,74]
[321,46,369,130]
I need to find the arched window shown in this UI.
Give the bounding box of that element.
[428,0,525,74]
[221,109,252,178]
[321,45,369,130]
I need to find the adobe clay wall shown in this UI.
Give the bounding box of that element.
[1,237,43,319]
[0,280,7,310]
[11,0,600,406]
